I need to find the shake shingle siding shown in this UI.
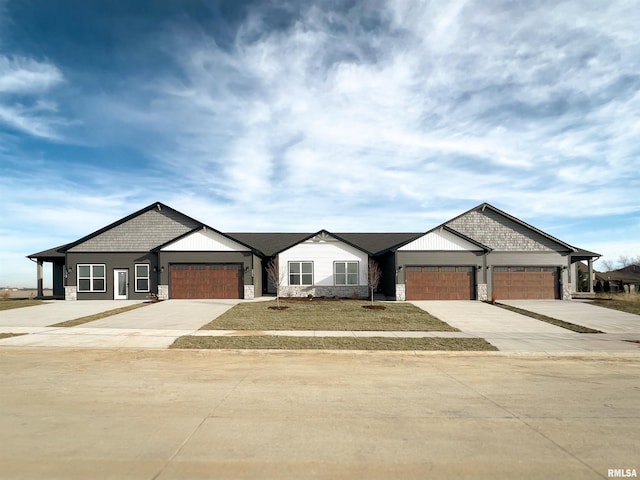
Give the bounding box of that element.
[446,210,559,252]
[68,209,200,252]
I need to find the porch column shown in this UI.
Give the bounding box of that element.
[588,259,594,293]
[37,260,44,297]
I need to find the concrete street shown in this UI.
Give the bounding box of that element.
[0,348,638,479]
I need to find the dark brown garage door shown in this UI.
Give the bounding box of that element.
[170,264,243,299]
[406,266,475,300]
[493,266,558,300]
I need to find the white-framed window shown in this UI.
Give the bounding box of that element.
[135,264,150,292]
[77,264,106,292]
[289,261,313,285]
[335,261,359,285]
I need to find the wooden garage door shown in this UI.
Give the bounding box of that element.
[493,266,558,300]
[406,266,475,300]
[170,264,243,299]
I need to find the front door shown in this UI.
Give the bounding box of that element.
[114,269,129,300]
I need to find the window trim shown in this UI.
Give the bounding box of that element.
[77,264,106,293]
[334,261,359,286]
[135,264,150,293]
[288,261,313,286]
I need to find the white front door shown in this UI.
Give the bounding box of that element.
[114,269,128,300]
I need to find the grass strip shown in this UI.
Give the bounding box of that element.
[589,299,640,316]
[202,299,458,332]
[50,302,151,327]
[494,303,603,334]
[171,335,497,351]
[0,300,45,311]
[0,333,28,339]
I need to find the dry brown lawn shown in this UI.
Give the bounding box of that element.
[200,299,458,331]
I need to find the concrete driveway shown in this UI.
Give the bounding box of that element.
[0,300,143,328]
[411,301,640,353]
[501,300,640,334]
[0,300,239,349]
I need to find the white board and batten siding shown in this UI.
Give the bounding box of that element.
[160,229,249,252]
[398,229,481,251]
[279,240,368,286]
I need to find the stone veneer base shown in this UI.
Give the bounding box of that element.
[158,285,169,300]
[280,285,368,298]
[244,285,255,300]
[64,286,77,301]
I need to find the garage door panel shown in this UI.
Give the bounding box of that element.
[170,264,243,299]
[493,266,558,300]
[406,266,475,300]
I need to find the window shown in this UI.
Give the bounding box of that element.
[135,264,150,292]
[335,261,359,285]
[77,264,106,292]
[289,261,313,285]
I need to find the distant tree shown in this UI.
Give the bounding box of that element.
[618,255,640,268]
[266,257,284,308]
[599,259,615,272]
[367,259,382,305]
[603,280,611,293]
[594,280,603,293]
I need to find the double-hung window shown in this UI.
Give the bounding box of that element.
[135,264,150,292]
[289,261,313,285]
[335,261,359,285]
[77,264,106,292]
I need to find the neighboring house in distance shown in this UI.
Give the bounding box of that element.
[595,264,640,294]
[28,201,600,302]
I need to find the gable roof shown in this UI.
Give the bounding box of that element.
[154,226,257,253]
[271,230,374,256]
[396,225,491,252]
[62,202,202,253]
[444,202,577,252]
[229,232,421,256]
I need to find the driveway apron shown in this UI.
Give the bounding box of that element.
[500,300,640,334]
[0,300,142,328]
[410,300,640,353]
[0,300,238,349]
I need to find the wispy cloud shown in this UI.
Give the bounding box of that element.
[78,0,638,222]
[0,55,67,138]
[1,0,640,285]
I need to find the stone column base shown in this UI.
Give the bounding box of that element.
[158,285,169,300]
[562,283,572,300]
[476,283,488,301]
[244,285,255,300]
[395,284,406,301]
[64,286,77,301]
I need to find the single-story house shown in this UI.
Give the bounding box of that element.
[594,264,640,294]
[28,202,600,301]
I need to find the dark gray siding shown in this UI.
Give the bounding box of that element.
[376,252,397,297]
[252,254,263,296]
[66,252,158,300]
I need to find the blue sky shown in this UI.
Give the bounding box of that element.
[1,0,639,287]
